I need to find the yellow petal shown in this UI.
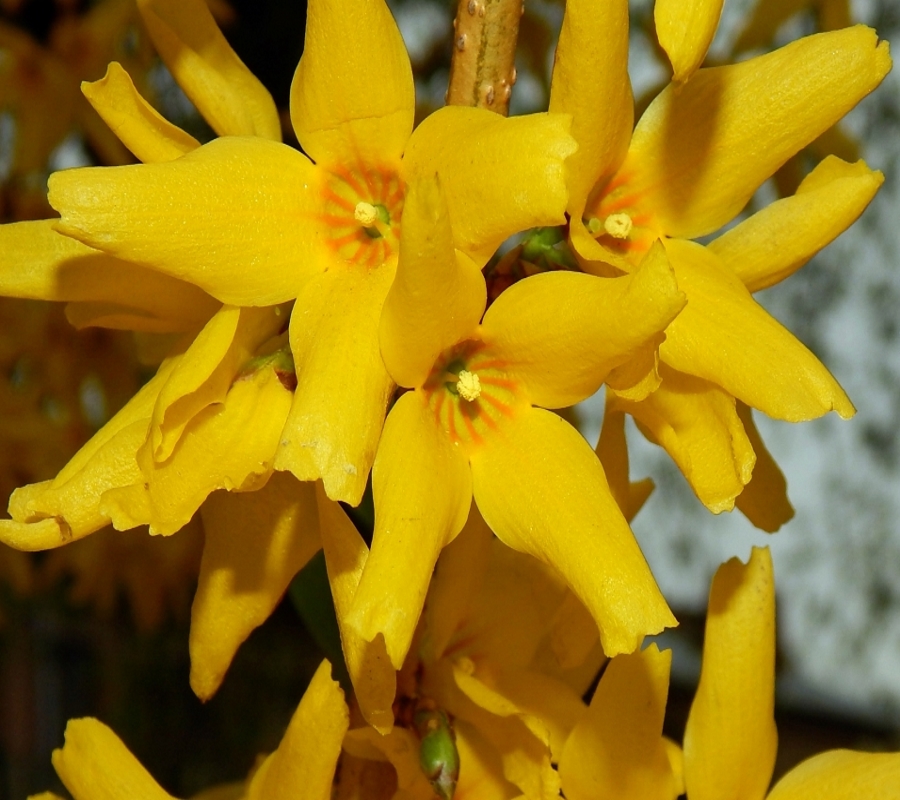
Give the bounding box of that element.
[660,238,855,422]
[454,720,518,800]
[274,264,395,505]
[683,547,777,800]
[402,107,576,266]
[82,61,200,164]
[420,503,494,664]
[449,662,560,800]
[655,0,725,83]
[349,391,472,669]
[595,403,654,523]
[549,0,632,217]
[380,175,486,388]
[0,361,177,550]
[246,660,348,800]
[734,403,794,533]
[709,156,883,293]
[147,305,285,463]
[189,473,322,700]
[767,750,900,800]
[51,718,176,800]
[136,0,281,140]
[316,483,396,734]
[482,243,684,409]
[476,669,587,764]
[560,645,678,800]
[101,365,293,535]
[609,367,755,514]
[50,137,326,306]
[623,27,891,238]
[0,220,220,333]
[290,0,413,167]
[471,407,675,657]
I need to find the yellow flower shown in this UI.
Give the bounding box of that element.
[344,506,604,800]
[31,659,348,800]
[44,0,577,506]
[682,546,900,799]
[345,175,684,684]
[550,0,890,524]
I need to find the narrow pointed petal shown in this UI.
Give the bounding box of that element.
[549,0,631,217]
[101,365,293,535]
[609,368,755,514]
[274,265,395,505]
[246,660,348,800]
[136,0,280,140]
[684,547,777,800]
[624,27,891,238]
[0,220,220,333]
[147,305,284,463]
[402,107,576,266]
[0,362,176,550]
[481,243,685,409]
[317,484,396,734]
[50,137,326,306]
[595,403,654,523]
[560,645,678,800]
[471,407,675,657]
[290,0,413,166]
[189,474,321,700]
[655,0,724,83]
[349,391,472,669]
[82,61,200,164]
[660,239,855,421]
[51,718,176,800]
[380,176,486,388]
[768,750,900,800]
[709,156,883,293]
[734,403,794,533]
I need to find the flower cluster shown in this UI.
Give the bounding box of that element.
[0,0,897,796]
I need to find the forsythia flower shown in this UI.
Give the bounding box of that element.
[29,659,348,800]
[44,0,577,508]
[343,505,615,800]
[348,175,683,681]
[550,0,890,525]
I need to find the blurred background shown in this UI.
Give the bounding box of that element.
[0,0,898,796]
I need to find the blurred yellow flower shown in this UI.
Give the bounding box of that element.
[550,0,890,525]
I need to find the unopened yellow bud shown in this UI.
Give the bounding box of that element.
[456,370,481,401]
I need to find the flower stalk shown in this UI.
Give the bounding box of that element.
[447,0,522,114]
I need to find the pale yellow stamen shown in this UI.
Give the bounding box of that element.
[604,212,633,239]
[354,201,379,226]
[456,370,482,401]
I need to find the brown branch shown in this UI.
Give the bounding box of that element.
[446,0,522,116]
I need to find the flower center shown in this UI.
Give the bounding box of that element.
[423,339,520,451]
[583,174,655,264]
[320,165,404,267]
